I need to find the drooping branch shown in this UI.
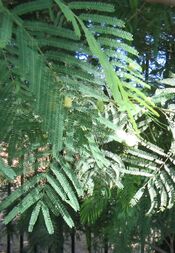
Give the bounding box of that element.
[145,0,175,6]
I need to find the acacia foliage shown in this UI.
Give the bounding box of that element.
[0,0,174,235]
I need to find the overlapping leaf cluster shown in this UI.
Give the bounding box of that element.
[0,0,170,234]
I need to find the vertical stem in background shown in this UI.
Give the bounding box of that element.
[19,234,24,253]
[141,239,145,253]
[104,237,108,253]
[48,246,52,253]
[170,234,174,253]
[71,228,75,253]
[7,228,11,253]
[34,245,38,253]
[7,183,11,253]
[86,226,92,253]
[140,223,145,253]
[19,174,24,253]
[53,216,64,253]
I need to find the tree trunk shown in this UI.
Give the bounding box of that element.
[53,216,64,253]
[48,246,52,253]
[6,183,11,253]
[141,240,145,253]
[7,232,11,253]
[19,175,24,253]
[140,231,145,253]
[170,235,174,253]
[71,229,75,253]
[19,234,24,253]
[34,245,38,253]
[104,238,108,253]
[86,227,92,253]
[145,0,175,7]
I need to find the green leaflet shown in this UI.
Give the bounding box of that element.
[45,51,99,77]
[77,84,108,101]
[4,187,42,224]
[28,201,41,232]
[54,0,81,38]
[51,163,79,212]
[123,82,153,103]
[105,49,142,72]
[69,2,114,12]
[46,174,79,211]
[98,38,138,56]
[45,185,74,227]
[87,135,109,168]
[89,26,133,41]
[146,180,158,216]
[122,156,157,171]
[156,175,168,211]
[41,202,54,235]
[0,174,43,212]
[44,190,61,217]
[130,187,145,207]
[0,159,16,179]
[16,28,30,78]
[37,38,85,52]
[122,73,150,89]
[164,165,175,184]
[52,96,65,156]
[24,21,79,40]
[79,14,125,28]
[79,20,123,105]
[76,150,124,192]
[153,88,175,104]
[159,76,175,86]
[140,139,168,157]
[46,174,68,201]
[59,158,83,197]
[126,92,157,116]
[0,13,13,48]
[12,0,52,15]
[119,168,152,177]
[81,193,109,224]
[126,148,161,162]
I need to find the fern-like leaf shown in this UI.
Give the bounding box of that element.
[12,0,52,15]
[45,185,74,227]
[41,201,54,235]
[69,2,114,12]
[51,163,79,211]
[0,13,12,48]
[54,0,81,38]
[0,174,43,212]
[4,187,42,225]
[59,158,83,197]
[28,201,41,232]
